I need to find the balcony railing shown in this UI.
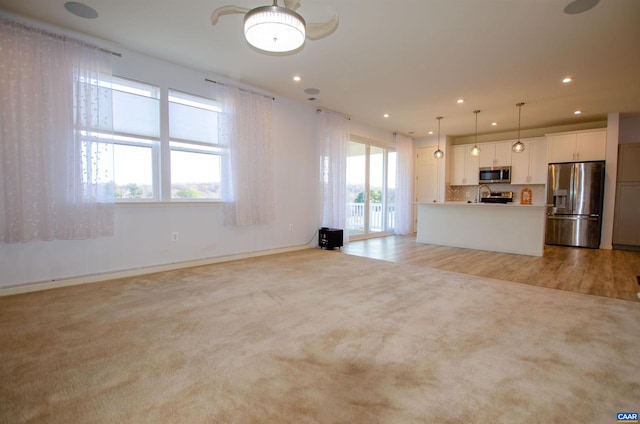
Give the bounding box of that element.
[347,202,395,232]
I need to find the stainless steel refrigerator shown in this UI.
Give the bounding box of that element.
[546,161,605,248]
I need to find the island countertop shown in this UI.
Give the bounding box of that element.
[415,201,548,209]
[415,202,547,256]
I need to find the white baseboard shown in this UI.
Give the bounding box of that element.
[0,244,314,297]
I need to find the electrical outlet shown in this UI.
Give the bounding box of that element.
[171,232,179,241]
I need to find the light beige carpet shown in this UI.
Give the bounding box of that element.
[1,249,639,423]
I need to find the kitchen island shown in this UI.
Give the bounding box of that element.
[416,202,547,256]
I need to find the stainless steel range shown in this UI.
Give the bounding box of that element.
[480,191,513,204]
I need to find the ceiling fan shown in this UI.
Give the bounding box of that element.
[211,0,338,52]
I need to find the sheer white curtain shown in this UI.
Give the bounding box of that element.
[394,132,415,235]
[0,18,114,243]
[217,83,275,226]
[317,110,350,241]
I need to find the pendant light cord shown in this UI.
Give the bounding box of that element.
[473,109,480,145]
[517,102,524,142]
[474,110,479,144]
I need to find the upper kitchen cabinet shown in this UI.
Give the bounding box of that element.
[450,145,479,185]
[510,137,548,185]
[478,141,513,168]
[547,129,606,163]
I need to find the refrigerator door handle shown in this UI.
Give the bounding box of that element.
[546,215,598,221]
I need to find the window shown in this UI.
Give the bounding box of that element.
[168,90,224,200]
[107,79,225,202]
[111,77,160,200]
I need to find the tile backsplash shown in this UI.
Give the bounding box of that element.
[447,184,547,205]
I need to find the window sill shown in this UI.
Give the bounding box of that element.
[115,200,223,208]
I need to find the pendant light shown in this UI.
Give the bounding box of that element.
[512,102,526,153]
[433,116,444,159]
[244,0,306,53]
[470,110,481,156]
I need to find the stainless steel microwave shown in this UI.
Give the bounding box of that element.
[479,166,511,183]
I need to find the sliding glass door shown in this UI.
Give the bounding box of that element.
[346,140,395,240]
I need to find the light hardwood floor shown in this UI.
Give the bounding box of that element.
[342,235,640,302]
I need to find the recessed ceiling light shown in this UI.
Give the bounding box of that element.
[304,88,320,95]
[574,110,582,115]
[307,97,319,102]
[408,131,415,135]
[562,76,573,83]
[491,122,498,126]
[456,98,465,104]
[293,75,301,82]
[428,131,434,135]
[64,2,99,19]
[383,114,390,118]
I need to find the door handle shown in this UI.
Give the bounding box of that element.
[546,215,598,222]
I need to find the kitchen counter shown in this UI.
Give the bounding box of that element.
[415,202,547,256]
[428,201,547,208]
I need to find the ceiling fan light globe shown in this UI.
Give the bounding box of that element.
[244,5,306,52]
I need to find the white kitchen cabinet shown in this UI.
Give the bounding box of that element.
[510,137,548,185]
[529,137,549,184]
[478,141,512,168]
[547,129,606,163]
[415,145,439,203]
[577,131,607,161]
[450,145,479,185]
[547,133,575,162]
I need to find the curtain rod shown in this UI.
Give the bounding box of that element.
[204,78,275,101]
[99,48,122,58]
[1,17,122,57]
[316,108,351,120]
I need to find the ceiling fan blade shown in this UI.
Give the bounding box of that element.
[211,5,250,26]
[306,15,339,40]
[283,0,301,11]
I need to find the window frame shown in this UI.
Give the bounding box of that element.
[110,76,161,202]
[107,78,227,204]
[167,89,227,202]
[346,136,397,240]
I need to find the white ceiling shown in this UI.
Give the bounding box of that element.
[1,0,639,138]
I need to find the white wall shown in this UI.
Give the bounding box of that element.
[0,48,324,289]
[452,121,608,145]
[349,120,396,147]
[1,40,398,291]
